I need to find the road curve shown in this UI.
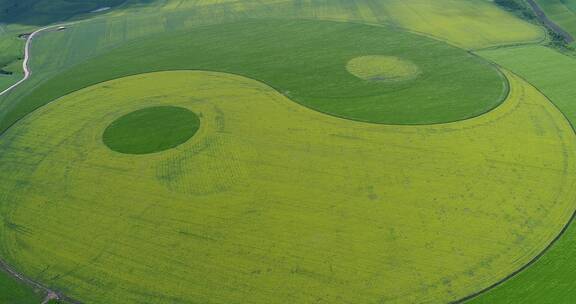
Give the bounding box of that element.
[0,23,83,303]
[0,24,71,98]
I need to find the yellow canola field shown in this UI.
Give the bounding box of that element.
[0,70,575,304]
[378,0,544,49]
[103,0,543,50]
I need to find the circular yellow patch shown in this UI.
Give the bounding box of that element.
[346,55,421,82]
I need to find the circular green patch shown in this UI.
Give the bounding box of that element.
[103,106,199,154]
[346,55,421,82]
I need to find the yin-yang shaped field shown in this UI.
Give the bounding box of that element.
[0,5,575,304]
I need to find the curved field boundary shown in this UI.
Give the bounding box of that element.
[0,19,511,129]
[0,69,569,304]
[0,18,568,304]
[452,61,576,304]
[0,61,570,304]
[0,22,85,304]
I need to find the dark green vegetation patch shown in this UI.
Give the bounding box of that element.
[0,269,42,304]
[0,0,126,25]
[12,20,507,125]
[103,106,200,154]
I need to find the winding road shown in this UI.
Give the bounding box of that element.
[0,24,80,304]
[0,24,70,98]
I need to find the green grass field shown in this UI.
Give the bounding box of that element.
[0,0,542,96]
[0,34,24,90]
[103,106,200,154]
[0,269,42,304]
[0,1,575,304]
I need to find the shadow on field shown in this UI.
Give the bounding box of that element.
[0,0,155,26]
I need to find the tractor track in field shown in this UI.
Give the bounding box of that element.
[526,0,574,43]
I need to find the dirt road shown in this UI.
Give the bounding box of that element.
[0,24,70,98]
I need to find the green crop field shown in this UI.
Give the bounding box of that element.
[103,106,201,154]
[0,1,575,304]
[0,269,42,304]
[0,0,543,94]
[4,20,508,126]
